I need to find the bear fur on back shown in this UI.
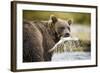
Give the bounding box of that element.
[23,20,58,62]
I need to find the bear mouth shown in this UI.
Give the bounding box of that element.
[63,33,70,37]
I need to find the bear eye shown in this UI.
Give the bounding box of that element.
[67,27,70,31]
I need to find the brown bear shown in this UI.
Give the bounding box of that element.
[23,15,72,62]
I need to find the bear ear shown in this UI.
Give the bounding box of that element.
[50,15,58,23]
[68,19,73,25]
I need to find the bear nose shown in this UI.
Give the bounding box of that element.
[64,33,70,37]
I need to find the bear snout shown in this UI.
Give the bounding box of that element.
[63,33,70,37]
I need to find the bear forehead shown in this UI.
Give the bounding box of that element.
[56,19,69,26]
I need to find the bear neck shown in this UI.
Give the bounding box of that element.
[47,23,60,43]
[34,20,60,43]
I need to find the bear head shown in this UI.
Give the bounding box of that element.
[48,15,72,40]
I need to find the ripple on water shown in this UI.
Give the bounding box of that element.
[52,52,91,61]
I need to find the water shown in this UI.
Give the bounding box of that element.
[52,52,91,61]
[50,37,91,61]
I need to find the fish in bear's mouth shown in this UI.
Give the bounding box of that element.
[48,37,79,53]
